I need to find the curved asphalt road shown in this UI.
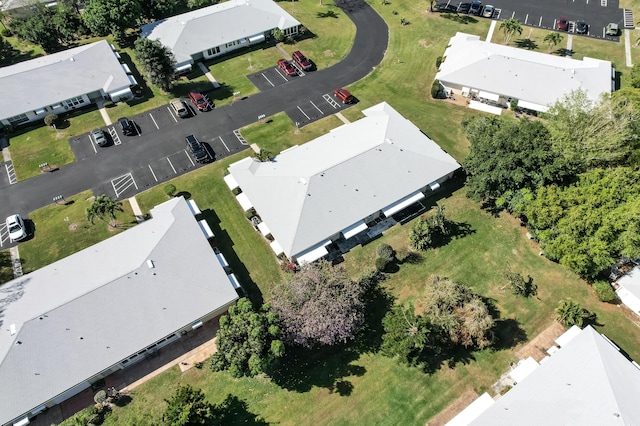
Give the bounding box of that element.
[0,0,388,224]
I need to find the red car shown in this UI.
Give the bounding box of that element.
[334,88,354,104]
[278,59,297,76]
[292,51,313,71]
[557,17,568,31]
[189,91,211,112]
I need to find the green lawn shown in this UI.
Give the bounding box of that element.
[17,190,136,273]
[8,108,106,180]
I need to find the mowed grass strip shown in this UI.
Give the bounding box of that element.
[17,190,135,273]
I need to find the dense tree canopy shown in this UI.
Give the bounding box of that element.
[83,0,142,38]
[381,304,435,365]
[421,276,494,349]
[543,90,638,172]
[462,116,569,204]
[134,37,177,91]
[270,260,366,348]
[163,385,212,426]
[210,298,284,377]
[524,167,640,279]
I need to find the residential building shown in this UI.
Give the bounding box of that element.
[0,197,239,426]
[448,326,640,425]
[227,102,461,263]
[0,0,59,18]
[614,265,640,317]
[0,40,136,127]
[140,0,301,74]
[435,32,613,114]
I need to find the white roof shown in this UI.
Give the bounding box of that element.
[0,197,238,425]
[0,40,131,120]
[436,32,612,111]
[470,326,640,425]
[616,266,640,303]
[141,0,300,64]
[446,393,495,426]
[508,357,539,384]
[229,102,461,258]
[554,324,582,347]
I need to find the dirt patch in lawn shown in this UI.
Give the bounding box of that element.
[515,321,565,362]
[324,50,334,57]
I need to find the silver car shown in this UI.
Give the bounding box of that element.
[91,128,107,147]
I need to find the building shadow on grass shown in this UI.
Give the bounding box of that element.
[200,208,264,305]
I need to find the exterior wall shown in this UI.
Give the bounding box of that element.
[2,93,93,127]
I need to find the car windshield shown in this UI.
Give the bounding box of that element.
[9,223,21,232]
[196,98,206,105]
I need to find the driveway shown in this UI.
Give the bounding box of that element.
[0,0,388,221]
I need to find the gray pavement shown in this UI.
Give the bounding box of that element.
[0,0,387,231]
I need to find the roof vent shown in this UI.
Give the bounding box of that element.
[70,57,74,62]
[147,260,155,269]
[299,177,307,185]
[10,324,16,335]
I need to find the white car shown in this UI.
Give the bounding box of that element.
[482,4,494,18]
[6,214,27,242]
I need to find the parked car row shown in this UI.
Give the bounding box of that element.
[277,50,314,76]
[461,1,493,18]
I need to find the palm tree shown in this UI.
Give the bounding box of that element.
[555,298,589,328]
[86,195,124,228]
[544,32,564,53]
[499,19,522,45]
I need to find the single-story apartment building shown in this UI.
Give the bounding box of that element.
[0,197,239,426]
[614,265,640,317]
[227,102,461,264]
[435,32,613,115]
[0,0,59,18]
[447,326,640,425]
[0,40,136,128]
[141,0,301,74]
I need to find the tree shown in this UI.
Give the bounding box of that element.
[409,206,452,251]
[134,38,177,92]
[271,28,284,43]
[544,90,639,173]
[381,304,434,365]
[462,116,569,205]
[86,195,124,228]
[422,276,494,348]
[555,298,592,328]
[188,0,219,8]
[82,0,142,38]
[12,10,61,52]
[270,259,366,348]
[503,264,537,297]
[162,385,212,425]
[210,298,284,377]
[141,0,181,20]
[592,280,616,302]
[524,168,640,279]
[499,19,522,45]
[543,31,563,52]
[0,35,15,63]
[630,63,640,88]
[429,0,437,12]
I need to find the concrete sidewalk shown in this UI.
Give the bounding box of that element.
[198,62,221,89]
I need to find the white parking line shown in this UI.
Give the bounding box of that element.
[296,106,311,120]
[219,136,230,152]
[148,164,158,182]
[511,11,515,19]
[524,13,529,24]
[310,100,324,115]
[275,68,288,82]
[261,73,275,87]
[323,94,340,109]
[167,106,178,123]
[185,151,195,166]
[538,16,543,27]
[89,135,97,154]
[0,224,8,247]
[233,129,249,145]
[109,127,121,145]
[110,173,138,198]
[149,113,159,130]
[167,157,177,174]
[5,162,17,185]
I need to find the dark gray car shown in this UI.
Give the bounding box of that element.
[185,135,211,163]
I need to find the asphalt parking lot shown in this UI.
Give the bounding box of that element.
[247,64,304,91]
[441,0,628,40]
[286,92,351,127]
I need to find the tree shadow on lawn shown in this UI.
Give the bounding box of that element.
[212,394,269,425]
[200,208,264,305]
[514,39,538,50]
[440,12,478,25]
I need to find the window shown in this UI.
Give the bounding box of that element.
[7,113,28,124]
[65,96,85,107]
[34,108,47,115]
[207,46,220,56]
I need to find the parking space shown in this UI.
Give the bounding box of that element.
[0,223,8,247]
[4,161,17,185]
[443,0,626,40]
[247,66,300,91]
[286,93,348,127]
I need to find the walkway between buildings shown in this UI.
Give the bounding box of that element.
[96,99,112,126]
[198,62,221,89]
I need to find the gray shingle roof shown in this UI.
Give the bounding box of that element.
[228,102,461,258]
[0,197,238,425]
[141,0,300,64]
[470,326,640,425]
[0,40,131,120]
[436,33,611,109]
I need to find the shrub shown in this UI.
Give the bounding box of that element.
[244,209,255,219]
[232,187,241,195]
[163,183,176,197]
[435,56,443,69]
[430,80,442,99]
[375,257,389,272]
[593,280,616,302]
[376,243,395,261]
[44,113,59,127]
[102,100,115,108]
[2,28,12,37]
